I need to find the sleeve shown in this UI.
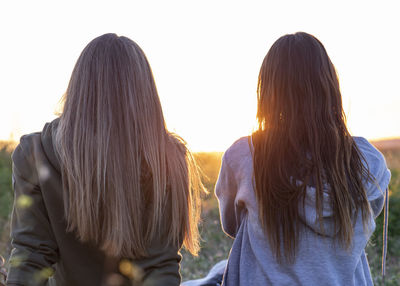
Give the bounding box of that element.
[355,137,391,218]
[6,140,59,286]
[365,154,391,219]
[215,153,239,238]
[367,165,390,218]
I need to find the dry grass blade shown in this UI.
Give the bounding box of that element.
[0,254,7,285]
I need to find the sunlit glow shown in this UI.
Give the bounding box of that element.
[119,259,144,281]
[1,0,399,151]
[16,195,33,209]
[34,267,54,283]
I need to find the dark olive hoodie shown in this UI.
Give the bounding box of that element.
[6,119,182,286]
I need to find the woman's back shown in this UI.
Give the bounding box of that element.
[8,120,182,285]
[215,32,390,286]
[216,136,390,285]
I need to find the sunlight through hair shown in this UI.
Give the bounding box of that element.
[252,32,372,263]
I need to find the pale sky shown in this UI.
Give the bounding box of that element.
[1,0,399,151]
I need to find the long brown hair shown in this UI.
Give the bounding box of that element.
[252,32,371,263]
[56,33,204,257]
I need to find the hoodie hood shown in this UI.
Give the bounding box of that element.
[40,118,61,174]
[298,136,391,238]
[299,184,337,237]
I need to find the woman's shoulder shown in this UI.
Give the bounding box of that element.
[353,136,388,173]
[353,136,391,199]
[12,119,60,180]
[12,132,42,185]
[353,136,382,157]
[222,136,253,171]
[13,119,58,161]
[13,132,41,165]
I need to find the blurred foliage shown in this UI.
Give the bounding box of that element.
[0,141,14,261]
[0,141,13,220]
[193,152,223,191]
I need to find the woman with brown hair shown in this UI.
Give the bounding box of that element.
[216,32,390,285]
[7,33,204,286]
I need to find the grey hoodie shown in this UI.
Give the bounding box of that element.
[215,136,390,286]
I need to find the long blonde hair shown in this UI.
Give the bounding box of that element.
[56,33,203,257]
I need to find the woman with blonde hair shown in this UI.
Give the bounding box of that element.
[7,33,203,286]
[216,32,390,285]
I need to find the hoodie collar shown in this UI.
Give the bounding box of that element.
[40,118,61,174]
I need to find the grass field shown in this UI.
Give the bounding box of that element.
[0,142,399,285]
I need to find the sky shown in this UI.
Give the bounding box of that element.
[0,0,399,151]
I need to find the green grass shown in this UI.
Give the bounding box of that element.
[0,142,13,219]
[366,168,400,285]
[180,196,233,280]
[0,141,14,259]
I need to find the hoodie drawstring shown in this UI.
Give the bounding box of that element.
[382,187,389,284]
